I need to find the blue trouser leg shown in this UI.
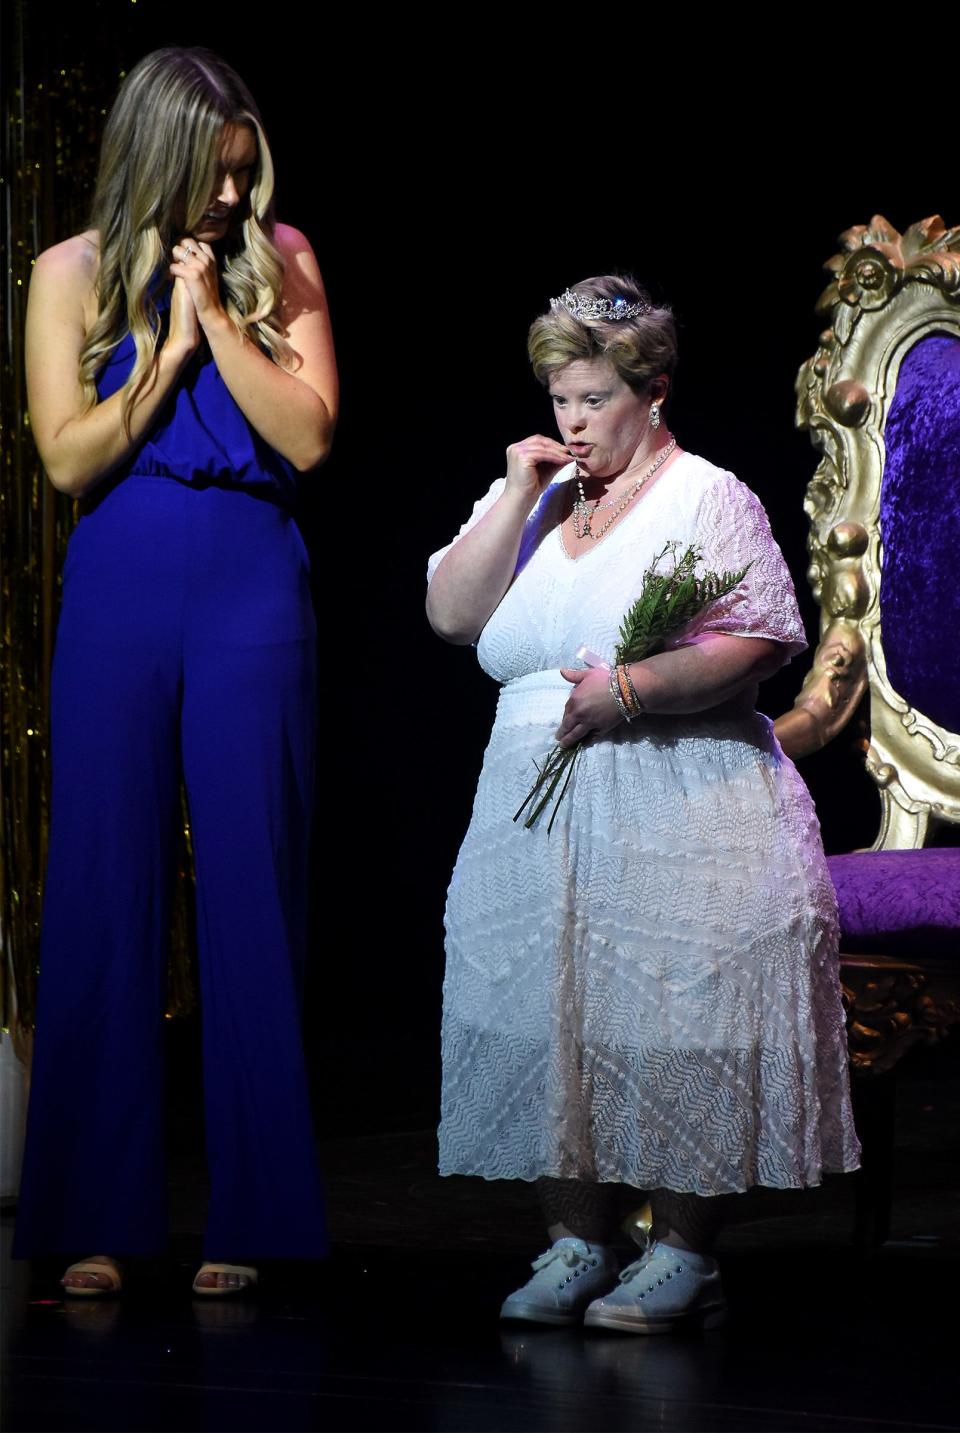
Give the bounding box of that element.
[13,485,182,1255]
[182,488,325,1259]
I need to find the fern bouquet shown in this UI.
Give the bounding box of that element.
[513,543,751,833]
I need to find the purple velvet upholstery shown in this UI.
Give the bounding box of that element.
[880,333,960,734]
[828,848,960,959]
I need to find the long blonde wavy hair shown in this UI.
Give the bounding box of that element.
[81,47,292,430]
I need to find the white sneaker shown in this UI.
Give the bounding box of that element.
[500,1237,619,1327]
[584,1239,727,1334]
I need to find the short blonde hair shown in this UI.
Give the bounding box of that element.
[528,275,677,394]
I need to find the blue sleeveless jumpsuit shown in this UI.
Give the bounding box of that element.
[14,309,327,1260]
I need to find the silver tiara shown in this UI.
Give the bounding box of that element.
[550,289,650,323]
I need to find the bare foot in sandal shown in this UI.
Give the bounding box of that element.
[192,1262,258,1296]
[61,1255,122,1296]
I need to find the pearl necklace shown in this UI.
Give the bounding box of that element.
[572,437,677,541]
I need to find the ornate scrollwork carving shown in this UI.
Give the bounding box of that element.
[775,216,960,848]
[841,956,960,1075]
[774,619,867,756]
[820,216,960,317]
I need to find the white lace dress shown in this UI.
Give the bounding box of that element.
[428,453,860,1194]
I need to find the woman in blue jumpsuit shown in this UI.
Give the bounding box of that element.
[13,48,338,1296]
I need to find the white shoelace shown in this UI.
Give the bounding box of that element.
[531,1240,593,1273]
[618,1237,672,1284]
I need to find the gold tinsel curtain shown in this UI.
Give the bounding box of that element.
[1,1,195,1042]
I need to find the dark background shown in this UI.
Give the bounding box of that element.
[22,3,953,1135]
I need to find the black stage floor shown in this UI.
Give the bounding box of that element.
[4,1073,959,1433]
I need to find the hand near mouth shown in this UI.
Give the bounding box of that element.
[504,434,574,505]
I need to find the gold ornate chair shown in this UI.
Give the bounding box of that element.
[774,215,960,1243]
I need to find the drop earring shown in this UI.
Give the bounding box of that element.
[649,402,661,431]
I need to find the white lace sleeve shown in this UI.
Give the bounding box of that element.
[671,471,807,658]
[426,478,507,585]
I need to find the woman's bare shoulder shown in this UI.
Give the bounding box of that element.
[34,230,99,275]
[273,223,328,316]
[32,231,100,313]
[273,222,314,259]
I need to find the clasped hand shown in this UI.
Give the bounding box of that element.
[168,239,226,352]
[555,666,624,748]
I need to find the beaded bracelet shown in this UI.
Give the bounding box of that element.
[622,663,644,716]
[609,663,642,721]
[617,664,643,719]
[608,666,633,721]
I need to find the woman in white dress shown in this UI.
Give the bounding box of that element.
[426,275,859,1333]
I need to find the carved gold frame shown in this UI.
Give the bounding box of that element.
[774,216,960,849]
